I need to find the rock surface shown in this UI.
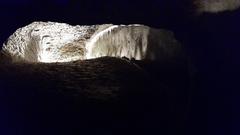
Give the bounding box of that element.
[2,22,98,63]
[194,0,240,13]
[0,57,151,100]
[0,57,157,134]
[0,21,190,135]
[2,22,181,63]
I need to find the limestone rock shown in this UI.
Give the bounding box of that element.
[1,22,182,63]
[2,22,98,63]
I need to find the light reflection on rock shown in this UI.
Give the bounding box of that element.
[2,22,181,63]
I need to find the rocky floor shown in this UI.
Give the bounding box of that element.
[0,56,191,135]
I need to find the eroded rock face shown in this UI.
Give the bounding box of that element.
[2,22,181,63]
[86,24,181,61]
[2,22,98,63]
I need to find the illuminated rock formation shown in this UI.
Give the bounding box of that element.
[86,24,181,61]
[2,22,181,63]
[2,22,97,63]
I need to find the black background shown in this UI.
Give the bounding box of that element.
[0,0,238,135]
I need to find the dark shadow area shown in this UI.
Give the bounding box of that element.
[0,57,189,135]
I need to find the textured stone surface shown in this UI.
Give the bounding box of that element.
[2,22,181,63]
[86,24,181,61]
[0,57,150,100]
[2,22,98,62]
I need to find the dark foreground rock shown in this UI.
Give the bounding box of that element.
[0,56,190,135]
